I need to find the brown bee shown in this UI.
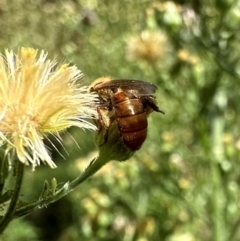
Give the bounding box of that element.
[90,77,164,151]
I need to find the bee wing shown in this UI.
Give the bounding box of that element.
[95,79,158,95]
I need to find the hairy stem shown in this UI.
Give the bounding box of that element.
[14,154,109,218]
[0,161,24,233]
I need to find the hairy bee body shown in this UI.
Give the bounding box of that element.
[90,77,164,151]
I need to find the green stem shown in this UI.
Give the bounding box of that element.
[210,91,227,241]
[14,154,109,218]
[0,153,9,196]
[70,155,107,188]
[0,161,24,233]
[211,158,226,241]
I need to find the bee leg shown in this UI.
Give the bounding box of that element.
[96,106,111,145]
[144,96,165,114]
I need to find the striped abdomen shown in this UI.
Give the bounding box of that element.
[113,91,148,150]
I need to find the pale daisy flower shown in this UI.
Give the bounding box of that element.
[126,30,168,63]
[0,48,97,170]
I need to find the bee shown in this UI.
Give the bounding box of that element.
[90,77,164,151]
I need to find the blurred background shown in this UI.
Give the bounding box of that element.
[1,0,240,240]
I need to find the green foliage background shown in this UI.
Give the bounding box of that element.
[1,0,240,240]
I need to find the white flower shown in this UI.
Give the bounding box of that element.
[0,48,97,169]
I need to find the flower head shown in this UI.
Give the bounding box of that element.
[126,30,168,63]
[0,48,97,169]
